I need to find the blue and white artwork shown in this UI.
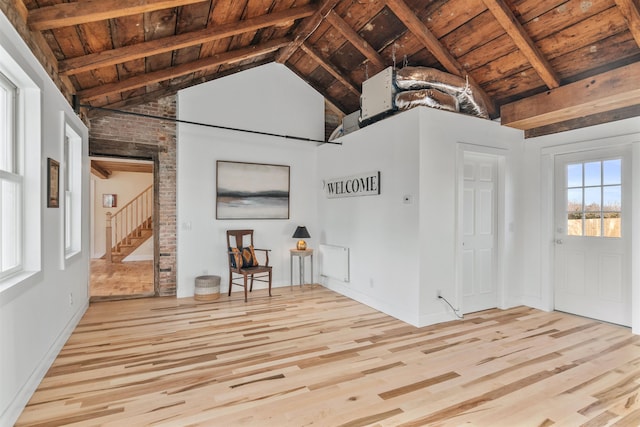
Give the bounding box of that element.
[216,161,290,219]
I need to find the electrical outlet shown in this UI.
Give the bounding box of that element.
[69,293,73,306]
[436,289,442,298]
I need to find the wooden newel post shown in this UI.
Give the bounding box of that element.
[106,212,112,263]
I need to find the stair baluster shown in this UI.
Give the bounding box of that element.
[105,185,153,263]
[105,212,112,263]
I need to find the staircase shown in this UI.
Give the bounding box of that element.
[109,217,153,262]
[105,185,153,263]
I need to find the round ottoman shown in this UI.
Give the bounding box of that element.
[194,275,220,301]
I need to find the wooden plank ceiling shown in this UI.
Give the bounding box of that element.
[5,0,640,138]
[90,159,153,178]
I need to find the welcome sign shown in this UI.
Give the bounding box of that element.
[324,171,380,199]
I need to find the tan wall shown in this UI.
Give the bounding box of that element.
[92,171,153,258]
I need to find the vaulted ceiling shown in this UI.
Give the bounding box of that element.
[3,0,640,139]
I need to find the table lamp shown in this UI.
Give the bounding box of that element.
[292,226,310,250]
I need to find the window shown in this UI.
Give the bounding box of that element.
[0,71,21,279]
[566,159,621,238]
[0,41,42,288]
[64,120,82,258]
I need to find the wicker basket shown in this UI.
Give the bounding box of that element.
[194,275,220,301]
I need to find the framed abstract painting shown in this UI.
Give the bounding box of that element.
[216,160,290,219]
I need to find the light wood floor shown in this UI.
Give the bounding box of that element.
[90,258,154,299]
[17,286,640,426]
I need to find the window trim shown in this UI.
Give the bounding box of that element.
[0,71,16,172]
[0,40,42,290]
[60,111,83,267]
[565,157,623,239]
[0,70,22,280]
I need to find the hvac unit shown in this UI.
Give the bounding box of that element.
[341,110,361,136]
[360,66,396,125]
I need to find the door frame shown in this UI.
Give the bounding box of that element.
[553,147,630,326]
[456,144,508,315]
[540,135,640,334]
[89,139,160,297]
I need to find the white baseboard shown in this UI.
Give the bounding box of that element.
[323,280,419,327]
[418,310,462,327]
[1,299,89,427]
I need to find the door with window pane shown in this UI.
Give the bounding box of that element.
[554,148,631,326]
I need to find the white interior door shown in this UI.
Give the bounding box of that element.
[554,148,631,326]
[462,152,498,314]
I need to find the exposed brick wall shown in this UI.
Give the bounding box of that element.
[156,98,177,296]
[90,96,177,296]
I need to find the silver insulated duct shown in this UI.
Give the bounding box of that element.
[329,66,490,141]
[394,66,489,119]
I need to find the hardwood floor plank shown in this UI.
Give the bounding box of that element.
[16,286,640,426]
[378,372,461,400]
[581,410,619,427]
[336,408,404,427]
[90,258,153,298]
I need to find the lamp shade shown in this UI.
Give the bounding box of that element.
[292,226,310,239]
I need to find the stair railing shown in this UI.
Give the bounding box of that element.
[105,185,153,262]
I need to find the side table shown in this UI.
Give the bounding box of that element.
[290,248,313,288]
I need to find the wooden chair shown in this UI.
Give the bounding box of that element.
[226,229,272,302]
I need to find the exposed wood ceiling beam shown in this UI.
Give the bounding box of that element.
[89,138,160,160]
[78,38,289,102]
[0,0,75,99]
[300,42,361,97]
[322,94,351,116]
[85,59,274,118]
[1,0,27,22]
[614,0,640,47]
[325,10,386,70]
[283,63,351,114]
[501,62,640,130]
[324,98,346,118]
[276,0,340,64]
[28,0,208,31]
[481,0,560,89]
[90,160,111,179]
[385,0,497,117]
[58,5,316,76]
[94,160,153,173]
[385,0,467,77]
[525,104,640,138]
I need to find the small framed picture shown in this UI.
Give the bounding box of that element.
[102,194,117,208]
[47,158,60,208]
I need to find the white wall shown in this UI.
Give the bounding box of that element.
[124,238,153,262]
[322,107,639,331]
[317,110,422,325]
[0,12,90,426]
[91,170,153,258]
[415,108,524,325]
[176,63,324,298]
[317,107,525,326]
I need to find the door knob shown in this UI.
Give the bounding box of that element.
[555,239,563,244]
